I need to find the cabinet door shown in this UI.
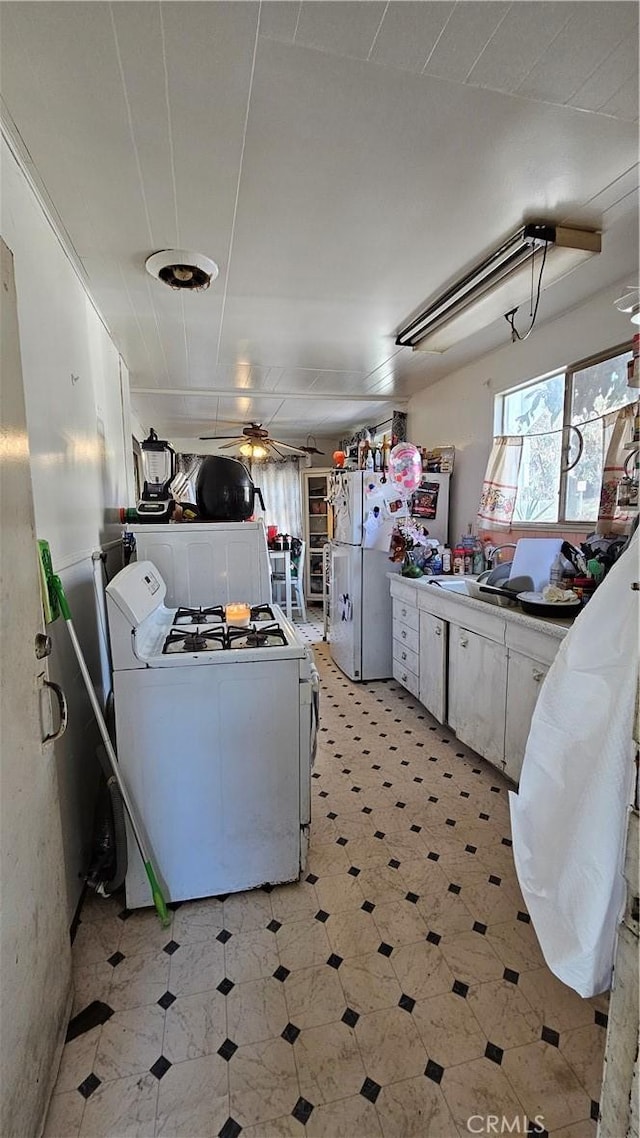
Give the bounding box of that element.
[504,652,548,783]
[448,626,507,767]
[419,611,447,723]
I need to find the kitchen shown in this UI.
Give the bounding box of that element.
[1,3,638,1137]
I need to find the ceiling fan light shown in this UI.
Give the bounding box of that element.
[239,442,267,458]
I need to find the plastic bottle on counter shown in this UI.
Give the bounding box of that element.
[442,545,452,574]
[453,546,465,575]
[365,447,375,471]
[472,538,485,575]
[549,551,564,588]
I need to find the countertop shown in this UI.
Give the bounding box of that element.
[388,573,576,641]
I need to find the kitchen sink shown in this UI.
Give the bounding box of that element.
[424,577,475,594]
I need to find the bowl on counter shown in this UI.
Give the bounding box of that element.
[517,591,581,618]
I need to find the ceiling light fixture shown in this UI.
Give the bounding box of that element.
[239,442,268,459]
[145,249,219,291]
[614,287,640,325]
[395,222,601,353]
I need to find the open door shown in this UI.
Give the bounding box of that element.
[0,238,72,1135]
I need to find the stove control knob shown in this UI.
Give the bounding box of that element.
[35,632,52,660]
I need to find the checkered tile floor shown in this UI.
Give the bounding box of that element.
[45,612,607,1137]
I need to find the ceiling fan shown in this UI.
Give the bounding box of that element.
[199,421,306,459]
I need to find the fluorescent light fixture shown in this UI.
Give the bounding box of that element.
[396,223,601,353]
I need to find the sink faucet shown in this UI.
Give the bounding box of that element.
[487,543,517,569]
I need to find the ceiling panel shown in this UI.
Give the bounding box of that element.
[466,3,575,93]
[259,1,300,44]
[423,2,506,82]
[369,2,455,73]
[516,5,636,106]
[600,78,640,122]
[2,3,150,255]
[567,36,639,116]
[294,2,386,61]
[2,1,638,445]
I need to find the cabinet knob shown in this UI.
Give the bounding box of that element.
[401,607,407,616]
[401,673,408,683]
[435,626,441,637]
[402,651,407,660]
[532,668,545,682]
[459,635,468,648]
[401,629,407,639]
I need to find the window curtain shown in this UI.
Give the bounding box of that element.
[477,436,523,530]
[250,456,303,537]
[597,402,638,535]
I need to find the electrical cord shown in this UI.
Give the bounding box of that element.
[504,239,550,342]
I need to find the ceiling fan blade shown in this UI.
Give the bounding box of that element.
[198,434,245,440]
[218,439,245,450]
[269,439,306,454]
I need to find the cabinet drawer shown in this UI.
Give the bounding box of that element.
[506,622,564,667]
[393,639,419,677]
[392,620,419,654]
[393,599,419,631]
[393,659,419,699]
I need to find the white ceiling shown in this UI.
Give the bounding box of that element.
[1,1,638,440]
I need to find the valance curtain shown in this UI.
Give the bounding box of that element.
[597,402,638,535]
[477,436,523,531]
[250,456,303,537]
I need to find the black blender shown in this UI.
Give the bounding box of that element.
[134,429,176,521]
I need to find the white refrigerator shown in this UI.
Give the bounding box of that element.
[327,471,394,682]
[328,469,450,682]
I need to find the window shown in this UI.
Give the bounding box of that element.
[497,345,634,525]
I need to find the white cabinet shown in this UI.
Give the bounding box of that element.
[388,574,566,783]
[392,593,420,699]
[302,469,332,602]
[504,652,549,782]
[448,625,507,767]
[419,611,447,723]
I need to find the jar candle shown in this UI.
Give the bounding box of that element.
[225,603,251,626]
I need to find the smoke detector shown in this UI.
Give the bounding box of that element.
[145,249,219,291]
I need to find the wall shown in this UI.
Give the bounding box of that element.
[408,288,634,545]
[1,138,133,921]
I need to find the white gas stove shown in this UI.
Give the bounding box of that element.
[108,562,307,668]
[105,561,318,908]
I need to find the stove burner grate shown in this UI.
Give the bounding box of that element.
[250,603,275,621]
[173,605,225,626]
[227,622,288,648]
[162,626,227,654]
